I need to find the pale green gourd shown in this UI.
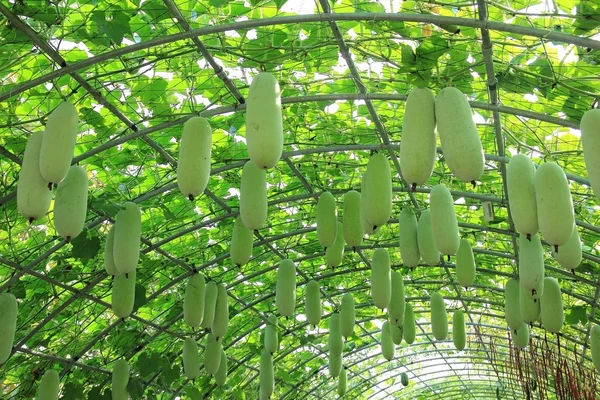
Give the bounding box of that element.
[200,281,218,329]
[340,293,355,338]
[388,271,405,326]
[504,278,524,331]
[431,292,448,340]
[520,288,541,324]
[177,117,212,200]
[580,109,600,202]
[403,303,416,345]
[506,154,538,236]
[317,191,338,248]
[17,131,52,221]
[591,324,600,372]
[53,165,88,240]
[39,101,78,185]
[260,350,274,398]
[540,277,564,333]
[0,293,17,364]
[429,184,460,255]
[381,321,394,361]
[337,366,347,396]
[363,153,392,230]
[231,215,253,267]
[453,310,466,351]
[552,223,582,271]
[360,171,378,235]
[240,160,267,230]
[343,190,363,247]
[204,333,222,375]
[215,348,228,387]
[518,233,544,300]
[184,273,205,328]
[399,208,420,268]
[111,270,136,319]
[305,280,322,327]
[512,323,530,349]
[113,202,141,275]
[111,359,129,400]
[329,352,342,378]
[212,283,229,340]
[182,337,200,380]
[371,248,391,310]
[103,225,119,276]
[456,239,476,288]
[325,221,345,268]
[276,259,296,317]
[328,313,343,357]
[417,209,440,266]
[264,315,279,354]
[390,322,403,345]
[36,369,60,400]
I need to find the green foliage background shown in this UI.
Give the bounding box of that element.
[1,0,600,398]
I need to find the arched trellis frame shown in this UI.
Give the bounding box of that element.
[1,0,600,399]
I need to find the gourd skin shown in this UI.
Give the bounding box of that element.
[39,101,78,184]
[337,366,347,396]
[512,323,530,349]
[53,165,88,240]
[177,117,212,199]
[103,225,119,276]
[453,310,466,351]
[36,369,60,400]
[343,190,363,247]
[363,153,392,230]
[434,87,484,182]
[520,290,541,324]
[231,215,253,267]
[552,223,582,270]
[429,184,460,255]
[504,278,524,331]
[17,131,52,221]
[403,303,416,344]
[264,316,279,354]
[431,292,448,340]
[381,321,395,361]
[390,322,403,345]
[340,293,355,338]
[518,233,544,300]
[305,280,322,327]
[400,87,437,187]
[317,191,337,248]
[534,162,575,247]
[328,313,343,357]
[401,372,409,387]
[388,271,405,326]
[204,333,222,375]
[329,352,342,378]
[200,281,218,329]
[184,273,205,328]
[325,221,345,267]
[276,259,296,317]
[113,202,141,275]
[112,359,129,400]
[417,210,440,266]
[259,350,274,398]
[580,109,600,202]
[371,248,391,310]
[112,270,136,318]
[506,154,538,236]
[456,239,476,288]
[182,337,200,380]
[360,171,378,235]
[0,293,18,364]
[212,283,229,340]
[399,208,420,268]
[239,160,267,230]
[540,277,564,333]
[245,72,283,169]
[591,324,600,373]
[215,348,228,387]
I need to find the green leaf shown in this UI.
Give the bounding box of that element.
[126,377,145,399]
[62,382,85,399]
[71,231,101,263]
[160,357,180,385]
[10,279,27,299]
[87,386,111,400]
[184,386,203,400]
[133,283,147,312]
[136,352,162,377]
[565,305,588,326]
[91,9,132,44]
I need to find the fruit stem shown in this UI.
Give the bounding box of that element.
[411,183,416,192]
[471,180,476,188]
[554,244,559,253]
[47,182,53,190]
[527,233,531,241]
[188,194,194,201]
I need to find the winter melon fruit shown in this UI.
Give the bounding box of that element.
[363,153,392,230]
[434,87,484,183]
[276,259,296,317]
[245,72,283,169]
[325,221,345,268]
[340,293,355,339]
[390,322,403,345]
[112,359,129,400]
[111,270,136,319]
[0,293,17,364]
[231,215,253,267]
[305,280,322,327]
[388,271,405,326]
[401,372,409,387]
[552,223,582,271]
[113,202,141,275]
[360,171,378,235]
[240,160,267,230]
[534,162,575,248]
[504,278,524,331]
[520,289,541,324]
[453,310,466,351]
[36,369,59,400]
[259,350,274,398]
[200,281,218,329]
[456,239,476,288]
[215,348,228,387]
[103,225,119,276]
[431,292,448,340]
[212,283,229,340]
[518,233,544,300]
[417,210,440,266]
[264,315,279,354]
[184,273,205,328]
[429,184,460,255]
[580,109,600,202]
[343,190,363,247]
[512,323,529,349]
[337,366,347,396]
[399,208,420,268]
[39,101,78,185]
[17,131,52,221]
[381,321,395,361]
[371,248,391,310]
[329,352,342,378]
[177,117,212,200]
[400,87,436,188]
[53,165,88,241]
[506,154,538,237]
[591,324,600,372]
[204,333,222,375]
[317,191,337,248]
[403,303,416,345]
[182,337,200,380]
[540,277,564,333]
[328,313,343,357]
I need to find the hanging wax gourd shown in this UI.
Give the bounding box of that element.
[520,288,541,324]
[388,271,405,326]
[184,273,205,328]
[113,202,141,275]
[403,303,416,345]
[511,323,530,349]
[518,233,544,301]
[329,352,342,378]
[399,208,420,269]
[111,359,129,400]
[371,248,391,310]
[390,321,403,345]
[212,283,229,340]
[36,369,60,400]
[0,293,18,364]
[431,292,448,340]
[363,153,392,230]
[456,239,476,288]
[240,160,267,230]
[53,165,88,241]
[381,321,395,361]
[317,191,337,248]
[182,337,200,380]
[360,171,379,235]
[504,278,524,331]
[453,310,466,351]
[17,131,52,222]
[328,313,343,357]
[325,221,345,268]
[276,259,296,318]
[401,372,409,387]
[580,109,600,202]
[343,190,363,248]
[337,366,347,396]
[177,116,212,200]
[591,324,600,372]
[200,281,218,329]
[429,184,460,255]
[215,348,228,387]
[340,293,355,339]
[264,315,279,354]
[231,215,253,267]
[111,270,136,319]
[204,333,222,375]
[552,223,582,271]
[506,154,538,238]
[540,277,564,333]
[417,209,440,266]
[103,225,119,276]
[305,280,322,327]
[259,350,274,398]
